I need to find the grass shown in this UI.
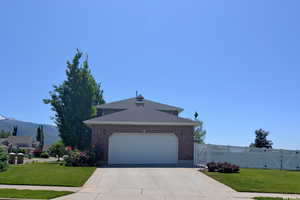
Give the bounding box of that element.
[254,198,300,200]
[0,189,73,199]
[0,163,96,187]
[203,169,300,194]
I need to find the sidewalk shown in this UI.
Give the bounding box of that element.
[236,192,300,199]
[0,184,80,192]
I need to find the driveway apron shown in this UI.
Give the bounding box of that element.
[53,167,251,200]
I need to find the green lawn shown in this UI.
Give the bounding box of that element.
[0,189,73,199]
[0,163,96,187]
[203,169,300,194]
[255,198,300,200]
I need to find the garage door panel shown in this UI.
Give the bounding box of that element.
[108,133,178,164]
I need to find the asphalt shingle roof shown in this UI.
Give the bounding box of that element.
[85,107,199,126]
[96,97,184,113]
[8,136,33,145]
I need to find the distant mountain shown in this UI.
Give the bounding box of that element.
[0,116,60,145]
[0,114,12,121]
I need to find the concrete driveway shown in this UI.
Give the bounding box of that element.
[54,167,250,200]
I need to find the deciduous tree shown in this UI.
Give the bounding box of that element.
[48,141,66,161]
[194,120,206,144]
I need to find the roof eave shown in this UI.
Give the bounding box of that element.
[84,120,200,127]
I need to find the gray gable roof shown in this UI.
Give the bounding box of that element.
[96,97,184,113]
[8,136,33,145]
[84,107,199,126]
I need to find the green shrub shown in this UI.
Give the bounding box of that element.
[0,147,8,172]
[40,152,49,158]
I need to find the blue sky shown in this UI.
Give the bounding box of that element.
[1,1,299,149]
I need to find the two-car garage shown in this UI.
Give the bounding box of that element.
[108,133,178,165]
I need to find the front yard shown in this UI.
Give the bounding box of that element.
[204,168,300,194]
[0,163,96,187]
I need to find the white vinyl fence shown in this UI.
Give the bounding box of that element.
[194,144,300,170]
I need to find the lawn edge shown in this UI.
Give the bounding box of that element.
[202,171,300,195]
[0,164,97,187]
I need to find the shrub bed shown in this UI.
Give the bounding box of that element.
[207,162,239,173]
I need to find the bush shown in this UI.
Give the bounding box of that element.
[40,152,49,158]
[207,162,239,173]
[64,150,96,167]
[207,162,218,172]
[0,147,8,172]
[48,141,66,161]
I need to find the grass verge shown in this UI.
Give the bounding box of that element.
[203,168,300,194]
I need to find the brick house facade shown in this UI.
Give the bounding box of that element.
[85,96,198,165]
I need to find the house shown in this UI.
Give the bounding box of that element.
[84,95,199,165]
[6,136,39,153]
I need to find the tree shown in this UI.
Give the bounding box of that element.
[250,129,273,149]
[0,130,11,138]
[48,141,66,161]
[0,147,8,172]
[194,120,206,144]
[12,126,18,136]
[36,125,44,150]
[44,49,105,150]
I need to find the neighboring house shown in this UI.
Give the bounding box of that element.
[6,136,39,153]
[84,95,199,165]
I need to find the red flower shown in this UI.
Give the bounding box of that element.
[66,146,73,151]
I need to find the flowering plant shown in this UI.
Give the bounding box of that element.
[64,149,96,167]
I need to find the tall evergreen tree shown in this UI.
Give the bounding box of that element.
[44,49,105,150]
[250,129,273,149]
[36,126,44,150]
[12,126,18,136]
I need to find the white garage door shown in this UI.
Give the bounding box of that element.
[108,133,178,164]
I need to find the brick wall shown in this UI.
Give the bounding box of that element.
[90,124,194,163]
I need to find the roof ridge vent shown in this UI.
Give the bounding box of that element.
[135,94,144,107]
